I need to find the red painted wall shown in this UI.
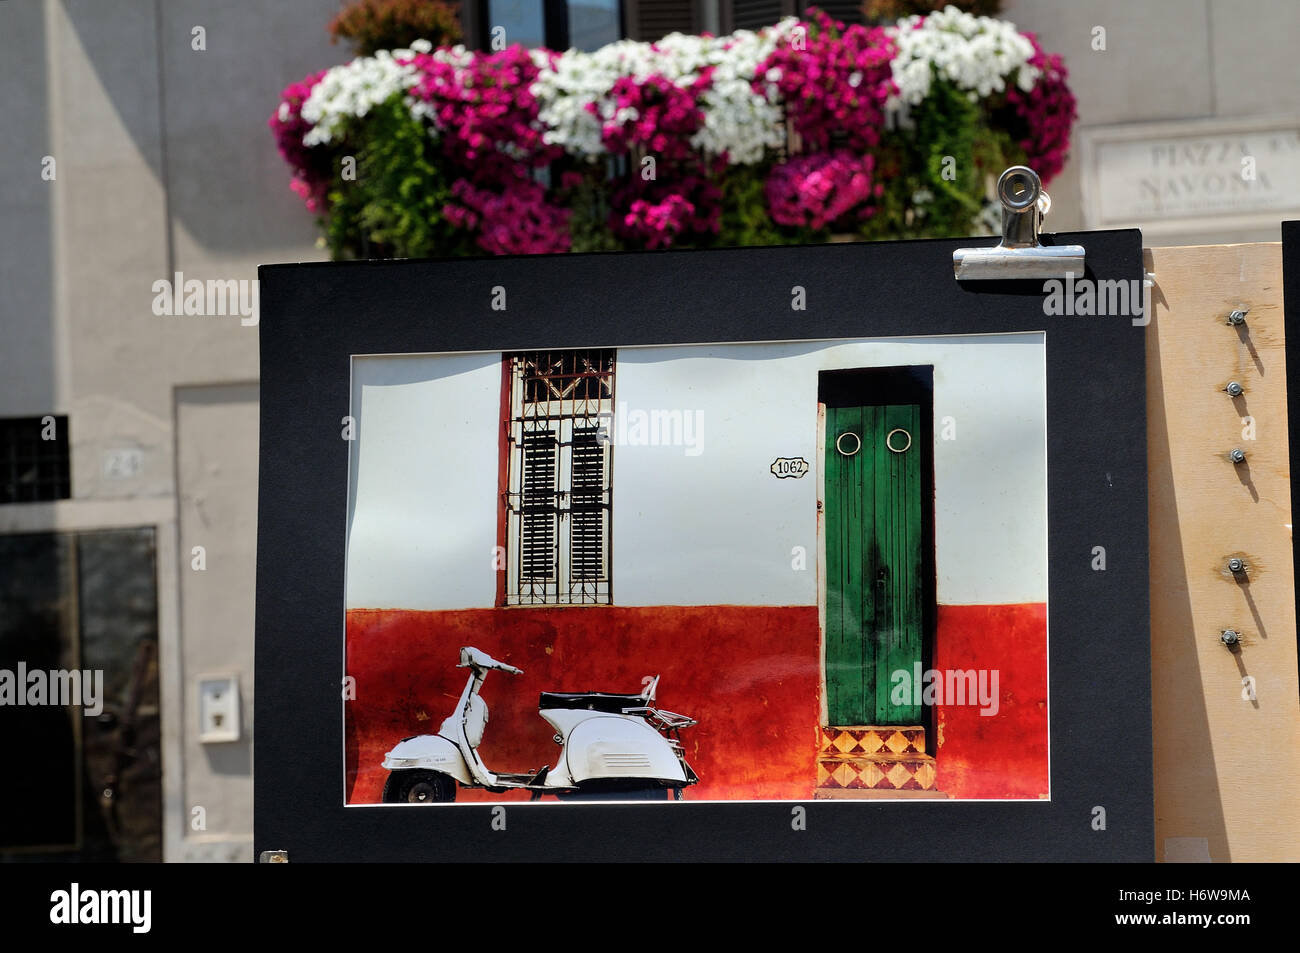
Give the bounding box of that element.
[933,603,1049,799]
[345,601,1047,803]
[346,605,822,803]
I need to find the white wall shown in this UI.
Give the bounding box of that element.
[347,353,502,610]
[346,334,1047,611]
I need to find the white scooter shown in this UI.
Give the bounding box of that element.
[381,647,699,803]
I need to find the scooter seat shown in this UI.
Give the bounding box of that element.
[539,691,647,714]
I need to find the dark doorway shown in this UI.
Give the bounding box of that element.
[0,528,162,861]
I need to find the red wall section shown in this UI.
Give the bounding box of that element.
[345,601,1048,803]
[346,605,822,803]
[933,603,1049,799]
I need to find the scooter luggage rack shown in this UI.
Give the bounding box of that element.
[622,706,698,732]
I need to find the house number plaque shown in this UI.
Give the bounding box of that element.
[770,457,810,478]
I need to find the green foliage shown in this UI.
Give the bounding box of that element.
[329,0,461,56]
[324,95,472,259]
[854,78,1023,241]
[907,78,983,237]
[715,163,788,248]
[562,166,625,254]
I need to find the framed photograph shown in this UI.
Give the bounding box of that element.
[255,230,1151,861]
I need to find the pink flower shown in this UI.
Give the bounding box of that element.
[406,45,561,184]
[592,70,712,164]
[269,69,332,211]
[444,178,571,255]
[1005,33,1077,184]
[609,160,723,250]
[753,10,896,154]
[766,151,879,230]
[289,176,327,214]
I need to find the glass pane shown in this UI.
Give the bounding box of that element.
[569,0,621,51]
[487,0,546,48]
[77,528,162,863]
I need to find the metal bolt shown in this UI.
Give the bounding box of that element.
[1220,629,1240,646]
[1227,557,1246,574]
[1229,448,1246,464]
[1225,381,1243,397]
[1227,309,1249,326]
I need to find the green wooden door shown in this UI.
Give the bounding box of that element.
[824,403,923,725]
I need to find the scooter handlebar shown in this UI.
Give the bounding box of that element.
[458,646,523,675]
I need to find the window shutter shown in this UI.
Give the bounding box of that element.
[569,423,609,582]
[804,0,864,26]
[624,0,697,42]
[519,428,559,583]
[728,0,790,31]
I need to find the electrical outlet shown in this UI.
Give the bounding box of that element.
[198,675,240,743]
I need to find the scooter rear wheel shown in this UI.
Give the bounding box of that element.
[558,781,671,801]
[382,769,456,804]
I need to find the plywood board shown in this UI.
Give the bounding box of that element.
[1146,242,1300,862]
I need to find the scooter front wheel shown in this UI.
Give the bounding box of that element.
[382,769,456,804]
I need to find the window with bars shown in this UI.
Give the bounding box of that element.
[1,416,71,504]
[504,350,614,605]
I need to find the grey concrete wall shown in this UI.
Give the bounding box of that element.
[1002,0,1300,244]
[0,0,56,416]
[175,383,260,862]
[0,0,340,861]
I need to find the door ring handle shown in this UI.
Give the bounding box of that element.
[886,428,912,453]
[835,432,861,457]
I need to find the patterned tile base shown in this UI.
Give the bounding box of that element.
[813,788,951,799]
[819,726,926,756]
[817,726,938,792]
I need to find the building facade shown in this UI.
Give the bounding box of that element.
[2,0,1298,859]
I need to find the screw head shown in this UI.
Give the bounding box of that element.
[1226,381,1244,397]
[1227,309,1249,326]
[1230,448,1246,464]
[1221,629,1240,646]
[1228,557,1246,574]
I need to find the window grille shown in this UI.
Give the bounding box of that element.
[1,416,71,504]
[505,350,614,605]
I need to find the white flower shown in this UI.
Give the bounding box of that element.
[290,9,1043,170]
[885,6,1037,121]
[527,18,797,165]
[974,197,1003,236]
[300,45,473,146]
